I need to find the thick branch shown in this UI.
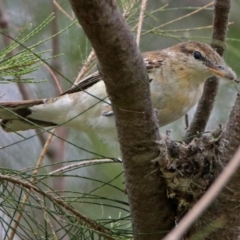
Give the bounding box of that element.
[221,94,240,163]
[199,95,240,239]
[181,1,240,239]
[68,0,174,239]
[184,0,231,142]
[186,49,240,239]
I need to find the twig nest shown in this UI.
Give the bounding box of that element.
[158,127,222,219]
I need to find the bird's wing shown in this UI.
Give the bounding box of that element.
[0,51,167,130]
[142,51,166,72]
[61,51,167,118]
[61,51,166,96]
[60,72,102,95]
[0,71,105,131]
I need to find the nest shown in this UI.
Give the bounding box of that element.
[157,127,223,219]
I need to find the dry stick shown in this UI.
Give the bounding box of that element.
[51,2,62,96]
[48,159,115,175]
[184,0,231,142]
[35,194,59,239]
[163,145,240,240]
[50,1,67,176]
[122,1,137,19]
[136,0,148,47]
[9,129,56,240]
[45,63,62,94]
[54,0,96,87]
[160,2,214,28]
[156,22,233,34]
[143,2,214,36]
[131,4,168,34]
[75,49,96,84]
[35,64,62,158]
[49,9,68,238]
[53,0,74,21]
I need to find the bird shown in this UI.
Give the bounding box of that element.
[0,41,237,145]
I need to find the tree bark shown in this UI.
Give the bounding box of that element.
[206,94,240,239]
[68,0,174,239]
[173,0,240,238]
[185,1,240,237]
[184,0,231,143]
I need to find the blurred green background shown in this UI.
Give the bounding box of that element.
[0,0,239,238]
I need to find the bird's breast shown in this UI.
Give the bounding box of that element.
[149,69,204,126]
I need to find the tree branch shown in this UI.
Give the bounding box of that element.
[221,94,240,163]
[68,0,174,239]
[204,95,240,239]
[184,0,231,142]
[180,1,240,239]
[190,109,240,239]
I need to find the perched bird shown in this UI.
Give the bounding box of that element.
[0,42,237,145]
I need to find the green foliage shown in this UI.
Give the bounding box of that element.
[0,1,240,239]
[0,160,130,240]
[0,13,75,84]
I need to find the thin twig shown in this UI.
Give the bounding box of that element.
[48,158,116,175]
[53,0,74,21]
[44,63,62,94]
[9,129,56,240]
[136,0,148,47]
[184,0,231,142]
[122,0,137,19]
[1,174,114,240]
[143,2,214,36]
[75,49,96,84]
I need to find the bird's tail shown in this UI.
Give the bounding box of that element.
[0,99,57,132]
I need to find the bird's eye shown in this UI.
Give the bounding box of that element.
[193,51,202,60]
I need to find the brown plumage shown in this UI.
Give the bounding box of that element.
[0,42,237,145]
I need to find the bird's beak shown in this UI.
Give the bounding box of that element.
[208,64,237,81]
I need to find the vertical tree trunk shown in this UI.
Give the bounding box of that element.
[68,0,175,239]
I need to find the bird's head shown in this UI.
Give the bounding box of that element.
[166,41,237,82]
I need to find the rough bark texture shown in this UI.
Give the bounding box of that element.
[184,0,231,143]
[68,1,174,239]
[182,1,240,239]
[185,93,240,239]
[221,95,240,163]
[206,94,240,239]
